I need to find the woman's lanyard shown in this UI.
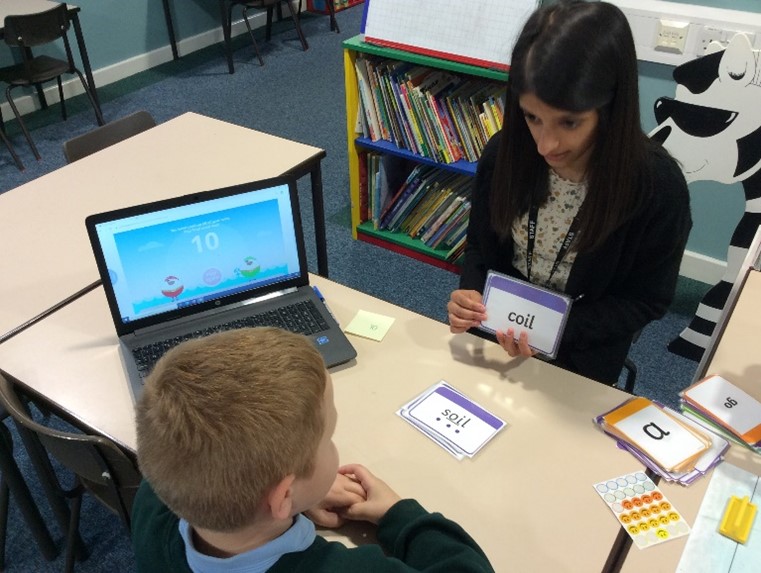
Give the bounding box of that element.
[525,202,582,288]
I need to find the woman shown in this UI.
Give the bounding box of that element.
[447,0,692,384]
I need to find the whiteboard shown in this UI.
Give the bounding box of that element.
[363,0,540,70]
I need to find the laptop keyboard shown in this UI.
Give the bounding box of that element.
[132,300,330,377]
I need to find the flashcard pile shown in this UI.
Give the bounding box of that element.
[397,381,506,460]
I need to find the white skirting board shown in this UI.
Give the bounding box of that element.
[680,250,726,285]
[0,3,293,118]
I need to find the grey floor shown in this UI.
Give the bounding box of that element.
[0,5,707,571]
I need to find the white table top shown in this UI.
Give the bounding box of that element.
[0,0,77,21]
[0,112,324,337]
[620,270,761,572]
[0,274,645,572]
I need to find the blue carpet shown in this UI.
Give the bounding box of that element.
[0,4,706,569]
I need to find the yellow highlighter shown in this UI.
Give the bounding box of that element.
[718,495,757,544]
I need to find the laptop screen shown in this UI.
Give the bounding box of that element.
[88,179,305,329]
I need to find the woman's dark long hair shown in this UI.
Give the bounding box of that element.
[491,0,652,252]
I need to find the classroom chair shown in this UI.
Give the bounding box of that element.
[227,0,308,68]
[0,126,24,171]
[0,375,142,573]
[621,357,637,394]
[63,111,156,164]
[0,4,105,161]
[619,329,643,394]
[0,410,58,569]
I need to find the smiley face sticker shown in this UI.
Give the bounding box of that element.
[594,473,690,548]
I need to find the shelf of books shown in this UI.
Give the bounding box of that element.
[343,35,508,272]
[307,0,363,15]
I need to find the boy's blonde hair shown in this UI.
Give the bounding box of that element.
[135,327,326,532]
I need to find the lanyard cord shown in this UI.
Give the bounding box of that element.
[525,201,582,288]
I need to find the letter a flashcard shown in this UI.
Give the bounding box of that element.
[603,397,711,472]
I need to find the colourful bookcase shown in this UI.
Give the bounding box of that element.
[307,0,363,14]
[343,35,508,273]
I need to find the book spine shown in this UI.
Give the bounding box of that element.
[446,96,476,162]
[388,70,417,153]
[410,86,441,161]
[388,177,432,232]
[432,94,463,162]
[421,194,464,243]
[398,82,428,157]
[383,167,432,231]
[403,185,445,236]
[405,181,450,236]
[365,59,390,141]
[355,58,380,141]
[428,200,470,248]
[379,167,425,229]
[358,150,369,222]
[371,154,381,228]
[377,66,404,148]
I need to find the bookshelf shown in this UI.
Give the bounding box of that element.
[343,35,508,272]
[307,0,363,14]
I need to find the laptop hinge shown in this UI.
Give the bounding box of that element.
[128,287,299,339]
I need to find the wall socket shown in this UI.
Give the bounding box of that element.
[613,0,761,66]
[655,19,689,54]
[697,26,757,54]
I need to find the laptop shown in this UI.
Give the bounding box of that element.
[85,175,357,400]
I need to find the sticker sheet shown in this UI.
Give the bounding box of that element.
[594,472,690,549]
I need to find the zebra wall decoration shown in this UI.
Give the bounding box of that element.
[649,33,761,362]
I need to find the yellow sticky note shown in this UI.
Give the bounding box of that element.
[344,310,395,342]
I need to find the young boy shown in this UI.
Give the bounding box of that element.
[132,327,494,572]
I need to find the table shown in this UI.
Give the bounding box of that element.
[0,0,101,112]
[0,107,662,570]
[0,112,329,340]
[618,270,761,572]
[0,272,650,572]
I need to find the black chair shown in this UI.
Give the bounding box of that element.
[621,357,637,393]
[619,330,643,394]
[0,375,142,572]
[0,4,105,161]
[227,0,308,68]
[0,126,23,170]
[301,0,340,34]
[63,110,156,163]
[0,410,57,569]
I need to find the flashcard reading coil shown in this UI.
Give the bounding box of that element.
[480,270,572,358]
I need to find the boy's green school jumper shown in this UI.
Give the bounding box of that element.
[132,481,495,572]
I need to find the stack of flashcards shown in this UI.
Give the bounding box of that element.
[397,381,506,460]
[595,397,728,485]
[594,472,690,549]
[679,375,761,454]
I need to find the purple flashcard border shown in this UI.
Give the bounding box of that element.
[435,386,504,430]
[485,273,569,314]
